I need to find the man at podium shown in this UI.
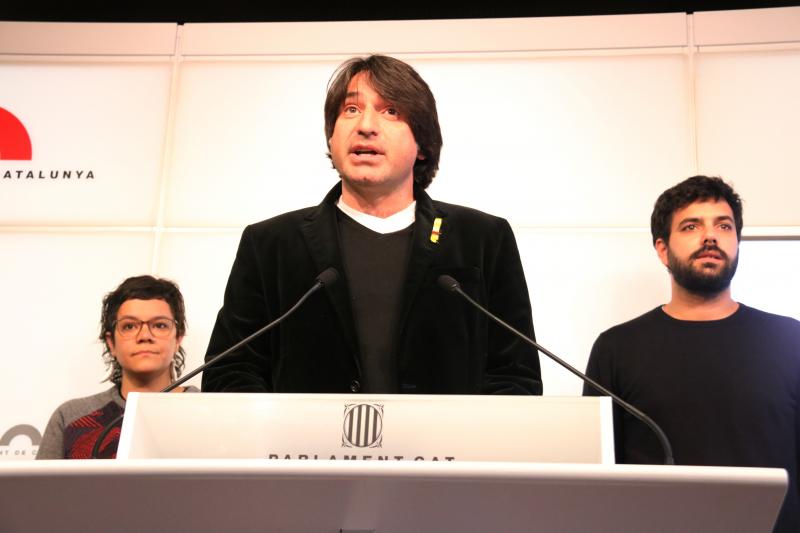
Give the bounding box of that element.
[584,175,800,533]
[202,55,541,396]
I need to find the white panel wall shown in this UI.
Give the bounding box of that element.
[424,54,693,227]
[165,60,338,226]
[1,9,798,459]
[734,240,800,320]
[695,50,800,226]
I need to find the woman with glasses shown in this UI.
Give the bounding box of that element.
[37,275,198,459]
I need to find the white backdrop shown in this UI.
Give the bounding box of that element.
[0,8,798,460]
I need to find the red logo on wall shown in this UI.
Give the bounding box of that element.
[0,107,33,161]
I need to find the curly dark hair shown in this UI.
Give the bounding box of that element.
[324,54,443,189]
[99,275,187,385]
[650,175,743,246]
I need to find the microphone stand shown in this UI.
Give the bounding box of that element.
[439,274,675,465]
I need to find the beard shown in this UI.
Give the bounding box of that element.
[667,244,739,296]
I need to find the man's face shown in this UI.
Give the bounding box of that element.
[328,72,423,196]
[655,199,740,295]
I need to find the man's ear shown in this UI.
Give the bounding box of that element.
[655,238,669,269]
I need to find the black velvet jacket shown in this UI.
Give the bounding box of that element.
[202,183,542,395]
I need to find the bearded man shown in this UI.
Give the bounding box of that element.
[584,175,800,533]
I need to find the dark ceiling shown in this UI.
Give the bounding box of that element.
[1,1,798,23]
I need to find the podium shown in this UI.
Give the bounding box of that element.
[117,392,616,462]
[0,394,787,533]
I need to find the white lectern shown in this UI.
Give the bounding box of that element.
[118,393,616,463]
[0,394,787,533]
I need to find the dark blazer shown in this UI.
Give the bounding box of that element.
[202,183,542,395]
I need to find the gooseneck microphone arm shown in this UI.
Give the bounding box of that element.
[163,267,339,394]
[90,267,340,459]
[437,274,675,466]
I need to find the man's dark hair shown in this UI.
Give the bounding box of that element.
[99,275,187,385]
[324,54,443,189]
[650,175,743,245]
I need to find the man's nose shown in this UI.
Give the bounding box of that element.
[702,227,718,245]
[357,107,378,136]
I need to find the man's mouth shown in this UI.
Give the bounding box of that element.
[350,144,382,157]
[692,247,725,261]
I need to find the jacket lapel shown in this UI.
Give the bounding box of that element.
[396,187,447,350]
[299,183,361,368]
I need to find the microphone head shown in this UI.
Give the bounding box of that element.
[437,274,460,292]
[316,267,340,287]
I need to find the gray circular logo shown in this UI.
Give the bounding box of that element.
[1,424,42,446]
[342,403,383,448]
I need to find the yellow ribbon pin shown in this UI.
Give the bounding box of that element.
[430,217,442,244]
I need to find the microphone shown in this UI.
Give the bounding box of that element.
[437,274,675,466]
[90,267,340,459]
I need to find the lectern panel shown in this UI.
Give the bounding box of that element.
[118,393,614,464]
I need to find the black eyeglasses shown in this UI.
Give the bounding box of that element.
[113,317,176,339]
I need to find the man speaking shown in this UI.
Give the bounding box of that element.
[202,55,541,395]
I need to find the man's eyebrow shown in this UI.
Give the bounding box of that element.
[676,215,734,226]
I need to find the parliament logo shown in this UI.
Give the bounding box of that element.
[1,105,95,181]
[342,403,383,448]
[0,424,41,459]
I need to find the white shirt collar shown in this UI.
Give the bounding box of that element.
[336,196,416,234]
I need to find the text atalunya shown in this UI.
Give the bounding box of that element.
[3,169,95,180]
